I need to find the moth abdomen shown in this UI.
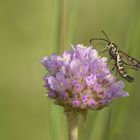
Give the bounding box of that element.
[116,61,134,82]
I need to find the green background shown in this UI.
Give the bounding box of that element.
[0,0,140,140]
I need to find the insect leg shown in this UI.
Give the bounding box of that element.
[98,47,108,53]
[107,56,113,65]
[110,64,116,72]
[109,64,118,80]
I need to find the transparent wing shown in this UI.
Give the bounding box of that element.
[119,49,140,70]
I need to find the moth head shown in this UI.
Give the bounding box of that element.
[107,41,115,48]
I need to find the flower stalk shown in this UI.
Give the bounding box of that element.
[65,110,78,140]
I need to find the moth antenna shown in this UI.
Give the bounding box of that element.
[90,31,110,43]
[101,30,110,40]
[90,38,109,43]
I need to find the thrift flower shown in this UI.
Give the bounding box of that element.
[41,44,128,112]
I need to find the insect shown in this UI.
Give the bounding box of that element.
[90,31,140,82]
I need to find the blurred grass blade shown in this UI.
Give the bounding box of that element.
[89,108,110,140]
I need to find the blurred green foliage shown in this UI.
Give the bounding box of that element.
[0,0,140,140]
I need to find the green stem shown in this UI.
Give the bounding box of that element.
[65,111,78,140]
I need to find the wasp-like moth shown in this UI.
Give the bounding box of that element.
[90,31,140,82]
